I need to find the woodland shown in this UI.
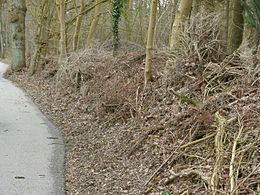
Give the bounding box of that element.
[0,0,260,194]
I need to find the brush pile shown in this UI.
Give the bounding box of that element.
[6,13,259,194]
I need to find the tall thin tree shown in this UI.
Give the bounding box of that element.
[0,0,4,58]
[72,0,84,51]
[86,0,102,47]
[57,0,66,63]
[112,0,124,56]
[29,0,54,75]
[169,0,193,50]
[144,0,158,84]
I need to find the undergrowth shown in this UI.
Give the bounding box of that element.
[7,12,259,194]
[53,12,260,194]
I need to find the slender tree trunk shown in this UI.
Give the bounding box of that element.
[169,0,193,50]
[5,11,9,54]
[138,1,145,45]
[42,2,56,57]
[86,0,102,47]
[168,0,179,45]
[29,0,54,75]
[0,0,4,58]
[57,0,66,63]
[145,0,157,84]
[112,0,124,56]
[9,0,26,71]
[123,0,133,41]
[0,25,3,58]
[165,0,192,74]
[72,0,84,50]
[227,0,244,54]
[225,0,230,51]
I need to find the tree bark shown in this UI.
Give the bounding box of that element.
[165,0,192,74]
[72,0,84,50]
[9,0,26,71]
[0,0,4,58]
[57,0,66,63]
[86,0,102,47]
[227,0,244,54]
[123,0,133,41]
[145,0,157,84]
[29,0,54,75]
[112,0,124,56]
[225,0,230,51]
[169,0,193,50]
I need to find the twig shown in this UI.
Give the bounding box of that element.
[144,146,182,187]
[210,112,228,195]
[169,89,198,107]
[180,133,216,149]
[235,152,244,191]
[229,115,243,194]
[165,169,210,185]
[231,163,260,194]
[102,103,121,107]
[135,86,140,109]
[144,133,215,186]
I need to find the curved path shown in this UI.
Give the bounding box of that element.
[0,62,64,195]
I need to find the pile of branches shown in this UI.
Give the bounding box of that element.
[56,46,149,123]
[144,50,260,194]
[140,13,260,194]
[54,12,259,194]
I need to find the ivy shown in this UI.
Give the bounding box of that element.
[112,0,126,56]
[240,0,260,29]
[240,0,260,53]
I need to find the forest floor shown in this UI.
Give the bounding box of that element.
[5,45,260,194]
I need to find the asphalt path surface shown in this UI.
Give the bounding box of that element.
[0,62,64,195]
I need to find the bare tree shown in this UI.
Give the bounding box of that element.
[57,0,66,63]
[145,0,158,84]
[29,0,55,75]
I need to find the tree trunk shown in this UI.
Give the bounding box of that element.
[123,0,133,41]
[29,0,54,75]
[169,0,193,50]
[144,0,157,84]
[225,0,230,51]
[0,0,4,58]
[9,0,26,71]
[57,0,66,63]
[86,0,102,47]
[165,0,192,74]
[0,24,3,58]
[72,0,84,50]
[227,0,244,54]
[112,0,124,56]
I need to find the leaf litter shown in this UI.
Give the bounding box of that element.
[6,13,260,194]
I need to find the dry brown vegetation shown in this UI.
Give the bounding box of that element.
[6,13,260,194]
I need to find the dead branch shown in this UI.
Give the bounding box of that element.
[229,115,243,194]
[165,169,210,185]
[231,163,260,194]
[144,132,215,187]
[210,112,228,195]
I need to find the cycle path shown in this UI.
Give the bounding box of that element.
[0,62,64,195]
